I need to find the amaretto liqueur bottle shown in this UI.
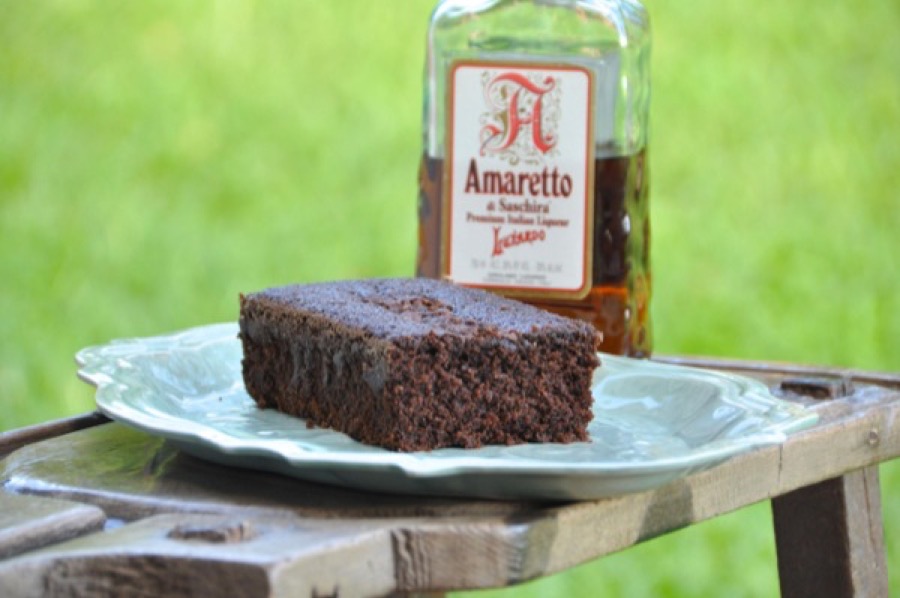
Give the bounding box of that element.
[417,0,651,356]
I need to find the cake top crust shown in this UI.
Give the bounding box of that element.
[244,278,598,340]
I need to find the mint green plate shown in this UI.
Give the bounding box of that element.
[76,323,817,500]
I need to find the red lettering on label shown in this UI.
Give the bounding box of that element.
[481,72,557,156]
[464,158,573,198]
[491,226,547,257]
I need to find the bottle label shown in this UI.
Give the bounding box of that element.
[444,61,594,298]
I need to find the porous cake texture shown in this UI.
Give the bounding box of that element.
[239,278,600,451]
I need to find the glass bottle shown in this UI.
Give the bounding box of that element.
[417,0,651,356]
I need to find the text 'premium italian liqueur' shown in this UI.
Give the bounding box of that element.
[417,0,651,356]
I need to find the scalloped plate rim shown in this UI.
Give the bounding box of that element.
[75,323,819,497]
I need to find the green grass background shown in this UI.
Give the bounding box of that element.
[1,1,897,595]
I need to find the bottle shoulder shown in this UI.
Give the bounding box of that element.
[431,0,648,27]
[429,0,649,49]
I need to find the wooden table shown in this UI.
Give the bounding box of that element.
[0,358,897,597]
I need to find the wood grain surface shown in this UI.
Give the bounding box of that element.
[773,467,887,598]
[1,360,897,596]
[0,493,105,560]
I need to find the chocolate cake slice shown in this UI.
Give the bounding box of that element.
[239,278,600,451]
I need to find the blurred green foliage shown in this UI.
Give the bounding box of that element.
[0,1,897,596]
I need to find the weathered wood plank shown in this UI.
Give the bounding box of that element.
[1,423,540,522]
[533,388,900,579]
[657,356,900,390]
[0,366,897,593]
[375,381,900,589]
[772,467,887,598]
[0,412,108,459]
[0,513,396,598]
[0,493,105,559]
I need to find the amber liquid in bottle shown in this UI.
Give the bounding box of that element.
[417,150,651,357]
